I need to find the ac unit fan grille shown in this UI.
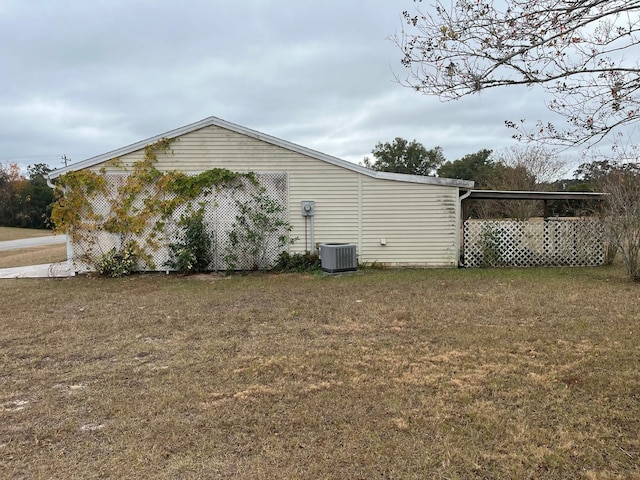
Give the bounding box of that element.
[320,243,357,273]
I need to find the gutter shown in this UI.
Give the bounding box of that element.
[459,189,473,203]
[45,175,56,189]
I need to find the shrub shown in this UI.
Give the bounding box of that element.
[273,251,320,272]
[224,188,293,271]
[479,225,504,267]
[165,209,212,274]
[96,243,138,277]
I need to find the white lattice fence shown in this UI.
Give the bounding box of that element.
[70,172,289,273]
[463,218,604,268]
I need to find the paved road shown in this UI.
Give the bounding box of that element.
[0,235,67,251]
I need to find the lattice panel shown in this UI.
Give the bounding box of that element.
[70,173,289,273]
[463,218,604,268]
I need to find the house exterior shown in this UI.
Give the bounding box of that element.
[47,116,473,270]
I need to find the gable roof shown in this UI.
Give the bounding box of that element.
[47,116,474,188]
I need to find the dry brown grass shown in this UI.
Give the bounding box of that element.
[0,227,53,242]
[1,266,639,479]
[0,244,67,269]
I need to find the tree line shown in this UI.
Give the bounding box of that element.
[362,137,614,219]
[0,162,54,229]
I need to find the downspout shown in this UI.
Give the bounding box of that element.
[459,189,473,267]
[459,188,472,203]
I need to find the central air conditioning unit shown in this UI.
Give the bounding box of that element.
[319,243,357,273]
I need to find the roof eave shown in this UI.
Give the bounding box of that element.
[373,171,474,188]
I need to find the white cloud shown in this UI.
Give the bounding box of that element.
[0,0,587,172]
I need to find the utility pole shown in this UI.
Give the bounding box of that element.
[61,155,69,167]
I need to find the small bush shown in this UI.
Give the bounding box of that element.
[480,225,504,267]
[273,251,320,272]
[224,188,293,271]
[96,243,138,277]
[165,209,212,274]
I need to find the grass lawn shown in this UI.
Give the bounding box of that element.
[1,266,639,479]
[0,227,54,242]
[0,244,67,269]
[0,227,66,268]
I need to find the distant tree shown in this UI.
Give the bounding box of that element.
[0,162,26,227]
[483,164,539,220]
[437,149,494,187]
[475,146,565,219]
[24,164,54,229]
[0,165,10,225]
[0,163,10,187]
[488,163,537,192]
[363,137,444,176]
[27,163,52,181]
[0,162,54,229]
[574,159,621,185]
[579,160,640,280]
[552,178,595,194]
[494,145,566,185]
[0,162,22,184]
[393,0,640,148]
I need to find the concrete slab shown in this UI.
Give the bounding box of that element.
[0,262,74,279]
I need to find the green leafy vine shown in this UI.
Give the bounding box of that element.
[51,138,255,273]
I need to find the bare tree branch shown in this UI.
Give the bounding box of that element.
[393,0,640,147]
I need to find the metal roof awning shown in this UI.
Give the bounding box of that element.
[463,190,606,201]
[461,189,606,219]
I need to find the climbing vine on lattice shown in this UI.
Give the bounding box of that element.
[223,187,294,272]
[50,138,290,274]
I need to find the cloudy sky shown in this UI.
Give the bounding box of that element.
[1,0,571,173]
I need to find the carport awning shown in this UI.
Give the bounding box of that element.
[463,190,606,201]
[461,189,606,219]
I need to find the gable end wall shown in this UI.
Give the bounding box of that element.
[91,125,460,266]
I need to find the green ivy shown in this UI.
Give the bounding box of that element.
[479,224,504,267]
[224,187,294,271]
[165,208,212,274]
[165,169,256,199]
[51,138,252,275]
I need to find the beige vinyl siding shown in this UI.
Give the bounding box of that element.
[95,125,362,254]
[360,177,459,266]
[91,124,461,266]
